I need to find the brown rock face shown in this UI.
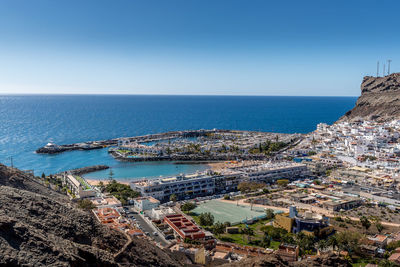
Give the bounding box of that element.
[340,72,400,122]
[0,164,181,267]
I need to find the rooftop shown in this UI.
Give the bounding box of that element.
[164,214,205,240]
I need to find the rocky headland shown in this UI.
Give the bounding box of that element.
[340,72,400,122]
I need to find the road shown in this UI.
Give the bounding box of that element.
[131,213,169,247]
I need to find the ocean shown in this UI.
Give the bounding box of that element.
[0,95,357,179]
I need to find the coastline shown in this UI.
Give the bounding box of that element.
[86,179,130,186]
[207,161,228,172]
[85,162,226,186]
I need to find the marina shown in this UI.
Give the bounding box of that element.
[35,129,218,154]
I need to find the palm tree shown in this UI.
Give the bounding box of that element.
[108,168,114,182]
[316,239,328,255]
[170,194,177,202]
[328,235,338,251]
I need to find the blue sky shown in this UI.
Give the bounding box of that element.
[0,0,399,96]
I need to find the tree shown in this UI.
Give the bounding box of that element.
[265,209,275,220]
[98,181,105,192]
[263,233,271,247]
[242,226,255,242]
[77,199,96,210]
[170,194,177,202]
[371,217,384,233]
[281,233,295,245]
[328,234,338,251]
[223,221,231,228]
[335,231,362,255]
[386,240,400,251]
[213,222,225,236]
[313,179,321,185]
[237,181,265,193]
[181,202,197,212]
[360,216,371,232]
[105,180,141,205]
[41,172,46,179]
[108,168,114,181]
[296,232,316,255]
[199,212,214,226]
[276,179,289,187]
[378,260,396,267]
[316,239,328,254]
[263,225,287,241]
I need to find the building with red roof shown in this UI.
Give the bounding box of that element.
[164,214,205,241]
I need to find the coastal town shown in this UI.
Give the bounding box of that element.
[34,118,400,266]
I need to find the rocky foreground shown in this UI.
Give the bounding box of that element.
[340,72,400,122]
[0,164,181,267]
[0,164,350,266]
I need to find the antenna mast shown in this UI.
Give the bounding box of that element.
[383,63,386,77]
[377,61,379,77]
[388,59,392,75]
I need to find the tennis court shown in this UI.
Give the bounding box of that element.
[192,199,278,224]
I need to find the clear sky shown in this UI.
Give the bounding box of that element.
[0,0,399,96]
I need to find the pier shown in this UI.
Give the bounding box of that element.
[35,129,217,154]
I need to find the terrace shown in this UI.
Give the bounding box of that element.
[75,175,91,190]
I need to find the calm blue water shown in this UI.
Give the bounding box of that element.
[0,95,356,179]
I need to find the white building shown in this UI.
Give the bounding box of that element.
[134,196,160,211]
[62,173,96,198]
[149,207,175,220]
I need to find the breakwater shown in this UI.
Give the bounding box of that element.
[35,129,218,154]
[67,165,110,176]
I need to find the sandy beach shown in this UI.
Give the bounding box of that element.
[86,179,130,186]
[207,161,231,172]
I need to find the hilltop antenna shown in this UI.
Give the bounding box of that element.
[383,63,386,77]
[377,61,379,77]
[388,59,392,75]
[8,156,13,168]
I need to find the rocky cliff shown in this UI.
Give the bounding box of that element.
[0,164,181,267]
[340,72,400,121]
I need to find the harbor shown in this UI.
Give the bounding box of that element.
[35,129,219,154]
[35,129,301,156]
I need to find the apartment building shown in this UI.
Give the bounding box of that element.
[131,173,215,201]
[62,173,96,198]
[240,163,310,183]
[133,196,160,211]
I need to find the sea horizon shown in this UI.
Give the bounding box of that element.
[0,95,357,176]
[0,93,360,97]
